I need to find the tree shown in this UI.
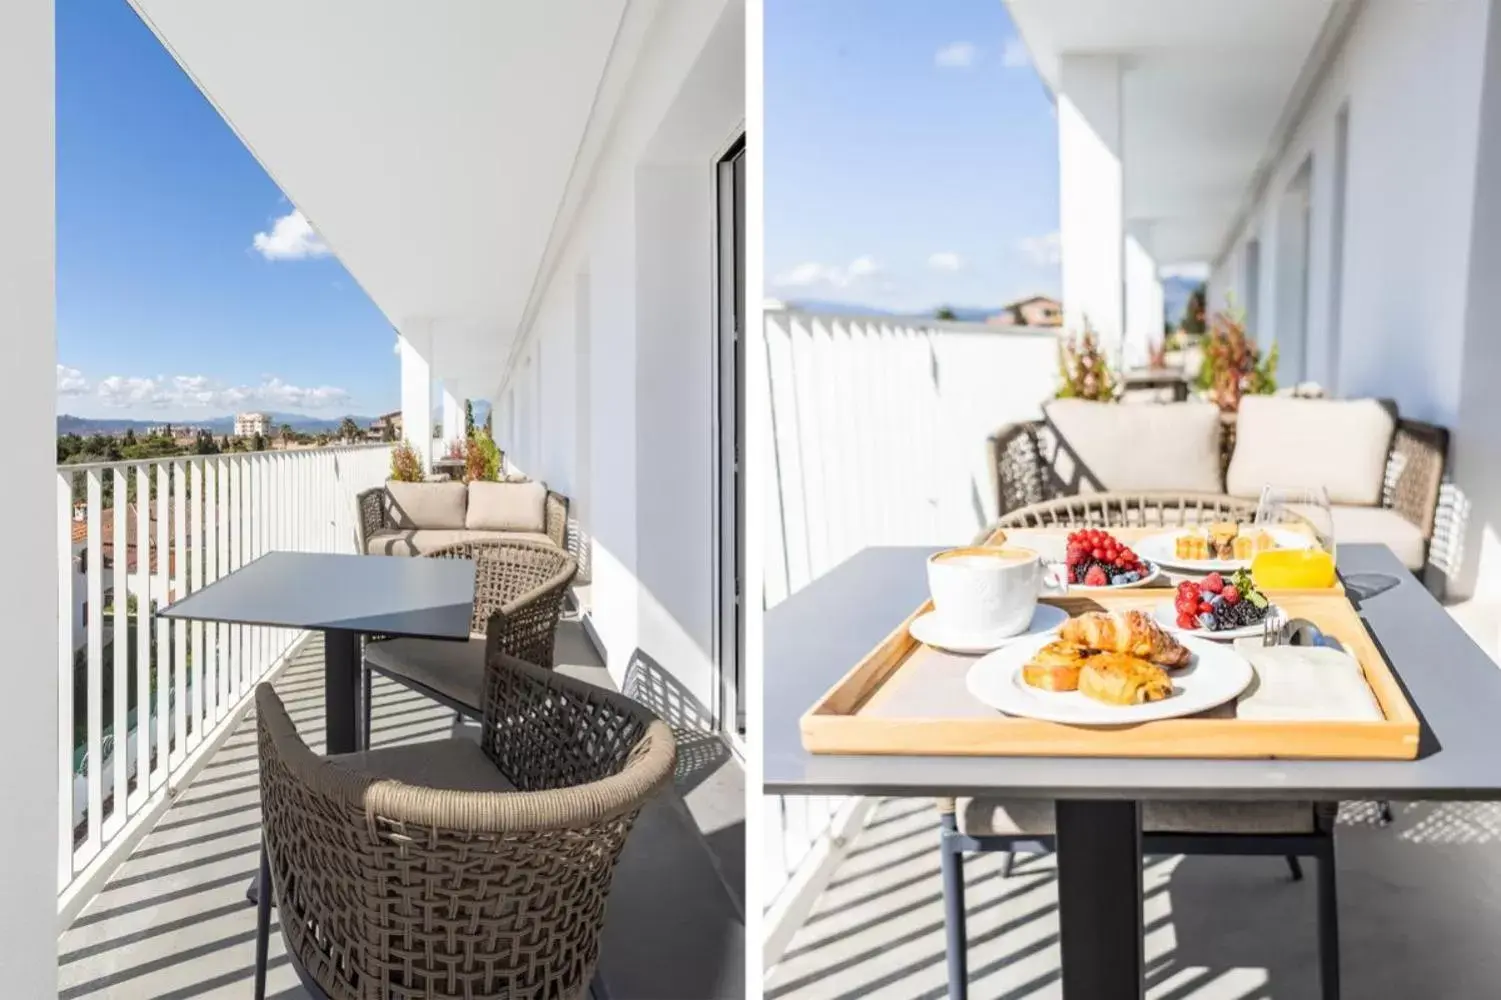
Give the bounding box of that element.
[935,306,958,321]
[251,431,267,452]
[339,417,361,442]
[279,423,294,450]
[483,408,492,437]
[194,430,220,455]
[1181,284,1208,335]
[464,399,475,438]
[123,427,136,446]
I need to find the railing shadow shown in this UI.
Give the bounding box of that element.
[621,648,732,797]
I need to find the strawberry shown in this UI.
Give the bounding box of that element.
[1084,565,1109,587]
[1202,572,1225,594]
[1198,600,1213,613]
[1176,611,1198,629]
[1222,584,1240,605]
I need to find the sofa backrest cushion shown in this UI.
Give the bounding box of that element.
[466,481,547,532]
[386,481,468,530]
[1226,396,1395,505]
[1043,399,1224,495]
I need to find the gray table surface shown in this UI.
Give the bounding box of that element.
[158,551,476,640]
[765,543,1501,801]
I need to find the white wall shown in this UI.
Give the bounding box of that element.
[0,0,59,990]
[498,0,744,723]
[1208,0,1501,600]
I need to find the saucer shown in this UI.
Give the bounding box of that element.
[908,603,1069,655]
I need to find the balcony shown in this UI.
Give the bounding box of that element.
[55,447,745,998]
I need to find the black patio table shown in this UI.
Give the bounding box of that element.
[159,550,477,756]
[764,543,1501,1000]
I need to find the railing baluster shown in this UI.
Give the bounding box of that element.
[190,460,204,744]
[172,460,187,763]
[133,466,149,812]
[154,464,169,789]
[204,457,219,723]
[82,469,103,865]
[107,469,128,839]
[57,472,75,889]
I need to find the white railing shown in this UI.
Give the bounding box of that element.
[761,308,1058,923]
[55,443,391,920]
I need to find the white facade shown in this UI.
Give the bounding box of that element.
[232,411,269,437]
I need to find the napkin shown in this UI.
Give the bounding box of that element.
[1230,642,1384,721]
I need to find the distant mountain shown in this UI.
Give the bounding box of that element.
[58,412,379,437]
[782,299,1010,323]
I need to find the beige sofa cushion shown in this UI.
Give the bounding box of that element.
[386,481,468,530]
[1043,400,1223,494]
[1329,504,1426,570]
[957,798,1318,837]
[365,528,555,556]
[466,481,547,532]
[1226,397,1395,505]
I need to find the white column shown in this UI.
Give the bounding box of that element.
[398,332,434,473]
[1124,234,1164,368]
[439,381,463,448]
[1,0,60,991]
[1059,54,1125,357]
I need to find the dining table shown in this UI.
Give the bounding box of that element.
[158,550,476,901]
[764,542,1501,1000]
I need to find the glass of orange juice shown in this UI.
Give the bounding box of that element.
[1250,485,1337,589]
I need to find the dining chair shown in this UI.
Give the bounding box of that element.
[938,798,1340,1000]
[253,652,676,1000]
[360,538,578,748]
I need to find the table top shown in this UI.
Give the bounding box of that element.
[765,543,1501,802]
[158,551,475,640]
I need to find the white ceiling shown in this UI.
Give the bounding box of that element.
[130,0,629,399]
[1008,0,1337,266]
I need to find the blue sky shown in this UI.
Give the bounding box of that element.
[56,1,396,420]
[765,0,1060,314]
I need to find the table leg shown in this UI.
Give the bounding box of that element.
[1055,799,1144,1000]
[324,628,360,755]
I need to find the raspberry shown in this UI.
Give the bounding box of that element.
[1084,565,1109,587]
[1091,547,1106,560]
[1222,585,1240,605]
[1202,572,1225,594]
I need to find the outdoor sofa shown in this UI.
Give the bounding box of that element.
[356,478,569,556]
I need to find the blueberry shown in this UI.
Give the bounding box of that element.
[1125,571,1140,582]
[1111,574,1128,585]
[1207,593,1224,607]
[1197,612,1217,630]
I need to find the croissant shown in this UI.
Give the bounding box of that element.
[1059,610,1190,668]
[1021,641,1089,691]
[1079,653,1173,705]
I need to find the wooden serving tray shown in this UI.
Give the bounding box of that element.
[800,588,1419,760]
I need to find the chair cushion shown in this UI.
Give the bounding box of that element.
[365,636,485,712]
[386,481,468,530]
[466,481,547,532]
[957,798,1319,836]
[1043,399,1224,494]
[1226,397,1395,505]
[330,737,514,792]
[365,528,556,556]
[1330,504,1426,570]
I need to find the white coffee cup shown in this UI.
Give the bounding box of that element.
[926,546,1066,638]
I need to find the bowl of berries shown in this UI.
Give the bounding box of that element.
[1063,529,1160,589]
[1157,570,1275,640]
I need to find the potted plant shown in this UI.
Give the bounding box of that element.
[1195,304,1277,413]
[389,439,424,482]
[1054,324,1119,402]
[463,431,503,483]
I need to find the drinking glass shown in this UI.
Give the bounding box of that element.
[1250,485,1338,589]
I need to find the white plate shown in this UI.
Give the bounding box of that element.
[909,604,1069,655]
[1059,561,1162,591]
[1151,599,1277,642]
[965,631,1254,725]
[1134,527,1314,573]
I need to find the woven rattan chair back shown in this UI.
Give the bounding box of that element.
[426,539,578,668]
[256,656,675,1000]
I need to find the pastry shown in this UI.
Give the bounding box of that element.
[1079,653,1173,705]
[1208,522,1238,560]
[1059,610,1191,668]
[1021,641,1089,691]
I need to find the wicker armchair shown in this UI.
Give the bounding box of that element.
[987,404,1449,566]
[253,654,676,1000]
[355,483,570,552]
[361,540,579,748]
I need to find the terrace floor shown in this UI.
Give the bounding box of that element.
[765,795,1501,999]
[58,617,746,999]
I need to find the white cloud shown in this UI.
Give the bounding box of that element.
[774,256,881,289]
[251,209,331,261]
[1001,36,1031,69]
[1160,262,1211,281]
[928,252,963,272]
[1018,231,1063,266]
[57,365,90,396]
[91,371,350,411]
[935,42,977,69]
